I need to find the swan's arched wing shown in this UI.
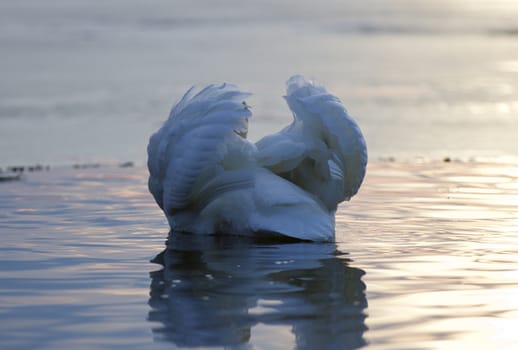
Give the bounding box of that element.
[256,75,367,211]
[285,76,368,206]
[147,83,252,214]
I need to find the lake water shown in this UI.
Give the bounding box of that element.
[1,161,518,349]
[0,0,517,165]
[1,0,518,349]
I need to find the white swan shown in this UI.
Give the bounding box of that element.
[147,75,367,241]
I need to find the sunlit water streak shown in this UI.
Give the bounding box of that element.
[0,161,517,349]
[339,161,518,350]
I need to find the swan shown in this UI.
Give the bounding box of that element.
[147,75,367,241]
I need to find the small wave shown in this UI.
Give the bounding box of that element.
[330,22,518,38]
[487,27,518,37]
[330,23,433,36]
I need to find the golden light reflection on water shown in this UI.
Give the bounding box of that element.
[498,60,518,73]
[337,160,518,349]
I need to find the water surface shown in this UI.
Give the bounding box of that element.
[1,161,517,349]
[1,0,518,165]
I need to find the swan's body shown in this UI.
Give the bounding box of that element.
[147,75,367,241]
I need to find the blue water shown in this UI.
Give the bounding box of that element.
[1,162,518,349]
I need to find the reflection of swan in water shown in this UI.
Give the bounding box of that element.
[148,233,367,349]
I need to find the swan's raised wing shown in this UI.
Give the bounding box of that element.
[256,75,368,211]
[147,83,252,215]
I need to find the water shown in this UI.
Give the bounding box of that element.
[1,162,517,349]
[149,236,367,349]
[1,0,517,165]
[2,1,518,349]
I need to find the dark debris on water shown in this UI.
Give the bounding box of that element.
[0,164,51,182]
[0,172,22,182]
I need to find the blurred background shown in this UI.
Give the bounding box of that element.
[1,0,517,166]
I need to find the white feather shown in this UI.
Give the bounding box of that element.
[256,75,367,211]
[147,76,367,241]
[147,83,252,213]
